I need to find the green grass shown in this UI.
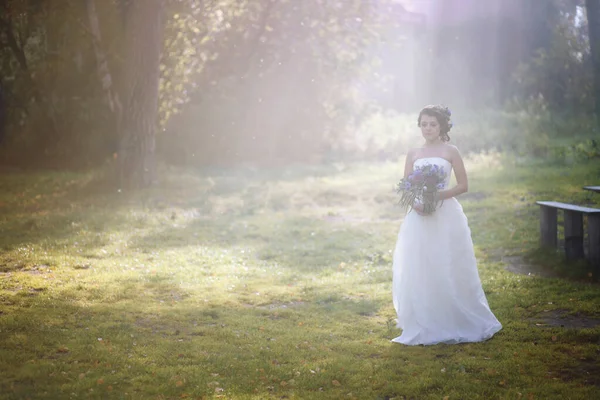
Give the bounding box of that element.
[1,154,600,399]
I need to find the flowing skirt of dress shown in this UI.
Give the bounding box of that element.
[392,197,502,345]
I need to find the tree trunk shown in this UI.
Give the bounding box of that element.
[84,0,122,116]
[586,0,600,127]
[0,11,39,104]
[118,0,164,189]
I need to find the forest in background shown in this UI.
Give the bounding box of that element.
[0,0,597,183]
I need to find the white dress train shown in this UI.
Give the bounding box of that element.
[392,157,502,345]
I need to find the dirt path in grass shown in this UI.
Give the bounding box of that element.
[499,253,600,330]
[500,254,560,279]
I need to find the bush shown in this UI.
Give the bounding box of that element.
[322,103,597,163]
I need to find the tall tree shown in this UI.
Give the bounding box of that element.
[586,0,600,126]
[118,0,164,188]
[84,0,122,117]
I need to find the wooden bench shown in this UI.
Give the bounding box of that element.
[583,186,600,193]
[536,201,600,269]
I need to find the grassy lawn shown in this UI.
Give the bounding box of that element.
[1,154,600,399]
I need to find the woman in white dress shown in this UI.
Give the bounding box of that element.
[392,105,502,345]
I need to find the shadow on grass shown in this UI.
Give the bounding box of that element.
[524,247,599,283]
[0,170,132,253]
[0,163,367,257]
[0,169,251,268]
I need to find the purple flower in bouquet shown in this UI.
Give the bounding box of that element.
[396,164,447,214]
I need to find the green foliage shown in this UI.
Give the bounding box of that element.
[1,0,405,168]
[0,0,597,170]
[159,0,402,166]
[334,104,600,164]
[159,0,246,126]
[511,16,592,113]
[550,138,600,164]
[0,0,120,167]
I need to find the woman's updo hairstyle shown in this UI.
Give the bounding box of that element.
[417,105,453,142]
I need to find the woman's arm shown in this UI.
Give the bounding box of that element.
[437,146,468,201]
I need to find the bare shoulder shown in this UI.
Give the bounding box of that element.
[445,143,460,153]
[445,144,462,160]
[405,147,418,161]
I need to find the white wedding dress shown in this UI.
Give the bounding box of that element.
[392,157,502,345]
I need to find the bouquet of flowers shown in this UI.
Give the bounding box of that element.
[396,164,446,214]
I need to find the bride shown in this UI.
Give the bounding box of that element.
[391,105,502,345]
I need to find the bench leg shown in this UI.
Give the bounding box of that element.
[540,206,558,248]
[588,215,600,276]
[564,210,584,260]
